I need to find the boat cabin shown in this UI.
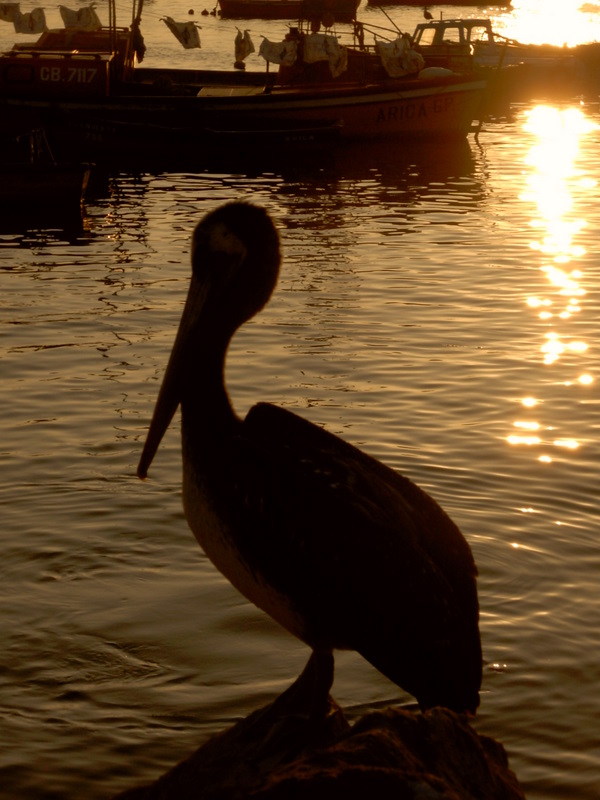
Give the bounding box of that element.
[0,26,138,99]
[411,18,501,71]
[412,18,496,50]
[411,16,585,71]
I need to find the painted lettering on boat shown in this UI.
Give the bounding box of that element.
[377,102,426,123]
[433,95,455,114]
[39,66,99,83]
[376,95,455,124]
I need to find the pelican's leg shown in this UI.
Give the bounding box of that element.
[251,649,340,759]
[273,648,334,720]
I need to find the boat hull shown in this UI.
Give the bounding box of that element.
[217,0,360,20]
[0,74,486,162]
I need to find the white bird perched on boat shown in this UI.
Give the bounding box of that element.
[137,202,482,716]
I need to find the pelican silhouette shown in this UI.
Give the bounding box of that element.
[138,203,482,715]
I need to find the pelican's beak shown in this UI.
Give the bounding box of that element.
[137,275,206,479]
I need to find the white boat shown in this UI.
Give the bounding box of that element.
[411,17,600,103]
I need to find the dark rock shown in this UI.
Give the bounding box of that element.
[113,695,524,800]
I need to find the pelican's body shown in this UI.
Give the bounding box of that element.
[139,203,482,714]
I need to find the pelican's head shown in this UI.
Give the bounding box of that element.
[137,202,280,479]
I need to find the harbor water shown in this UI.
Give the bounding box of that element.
[1,2,599,798]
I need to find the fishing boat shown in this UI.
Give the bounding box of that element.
[217,0,360,21]
[0,1,487,165]
[411,17,600,103]
[412,17,582,70]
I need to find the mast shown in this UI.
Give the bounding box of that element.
[108,0,116,55]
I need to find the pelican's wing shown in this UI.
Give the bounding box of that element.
[212,402,481,712]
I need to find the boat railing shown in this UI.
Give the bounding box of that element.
[5,49,109,61]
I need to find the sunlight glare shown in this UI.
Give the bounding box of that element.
[541,332,564,365]
[553,439,580,449]
[520,107,594,372]
[496,1,600,49]
[507,435,541,446]
[541,265,585,295]
[523,106,597,265]
[514,421,540,431]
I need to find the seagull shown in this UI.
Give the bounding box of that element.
[138,203,482,716]
[423,6,433,20]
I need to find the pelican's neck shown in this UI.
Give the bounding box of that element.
[180,344,238,469]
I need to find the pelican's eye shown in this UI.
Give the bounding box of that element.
[191,221,247,288]
[208,221,248,262]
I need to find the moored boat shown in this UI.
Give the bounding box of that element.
[217,0,360,21]
[412,17,585,70]
[411,17,600,103]
[0,2,487,164]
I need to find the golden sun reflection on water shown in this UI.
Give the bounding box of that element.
[508,106,597,462]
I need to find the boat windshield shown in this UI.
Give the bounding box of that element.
[467,24,494,44]
[413,20,494,47]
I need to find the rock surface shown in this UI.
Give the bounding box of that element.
[113,689,525,800]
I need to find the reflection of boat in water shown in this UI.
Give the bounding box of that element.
[230,133,478,184]
[137,135,484,220]
[217,0,360,20]
[0,160,90,209]
[0,129,91,213]
[0,1,486,165]
[412,17,600,105]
